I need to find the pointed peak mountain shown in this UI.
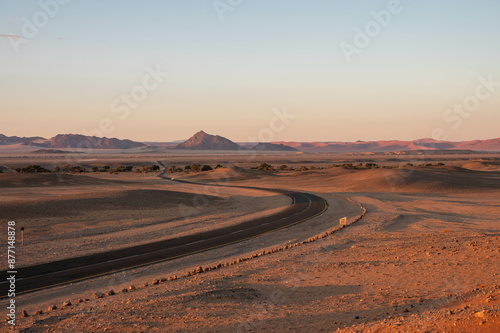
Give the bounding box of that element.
[175,131,244,150]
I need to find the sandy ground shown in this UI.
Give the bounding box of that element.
[1,161,499,332]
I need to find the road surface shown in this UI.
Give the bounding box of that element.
[0,180,327,297]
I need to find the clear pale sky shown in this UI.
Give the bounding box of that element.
[1,0,499,142]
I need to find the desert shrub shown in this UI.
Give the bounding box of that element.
[279,165,288,170]
[117,165,134,172]
[53,166,61,173]
[425,163,433,167]
[309,166,316,170]
[142,165,160,173]
[300,166,308,171]
[201,165,212,171]
[191,164,201,172]
[92,167,99,172]
[342,163,354,169]
[102,165,111,171]
[184,165,191,170]
[365,163,378,169]
[436,162,445,166]
[215,164,223,169]
[70,166,85,173]
[258,163,273,171]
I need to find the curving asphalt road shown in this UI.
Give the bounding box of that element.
[0,179,327,297]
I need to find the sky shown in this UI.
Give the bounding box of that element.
[1,0,499,142]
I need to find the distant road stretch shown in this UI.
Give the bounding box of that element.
[0,179,328,297]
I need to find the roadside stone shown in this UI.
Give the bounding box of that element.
[63,301,72,307]
[22,310,28,317]
[107,290,115,296]
[128,285,136,291]
[93,292,104,299]
[48,305,57,311]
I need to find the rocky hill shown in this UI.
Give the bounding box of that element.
[252,142,299,151]
[23,134,146,149]
[175,131,243,150]
[0,134,45,145]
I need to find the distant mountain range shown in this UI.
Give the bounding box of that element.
[252,142,299,152]
[0,134,44,145]
[0,132,499,152]
[272,138,500,152]
[0,134,145,149]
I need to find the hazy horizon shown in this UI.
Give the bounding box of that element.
[1,130,500,144]
[1,0,499,142]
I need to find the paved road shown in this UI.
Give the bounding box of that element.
[0,180,327,297]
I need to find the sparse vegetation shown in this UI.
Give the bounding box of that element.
[142,165,160,173]
[15,165,51,173]
[257,163,273,171]
[201,165,212,171]
[365,163,379,169]
[117,165,134,172]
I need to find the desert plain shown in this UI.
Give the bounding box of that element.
[1,150,499,332]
